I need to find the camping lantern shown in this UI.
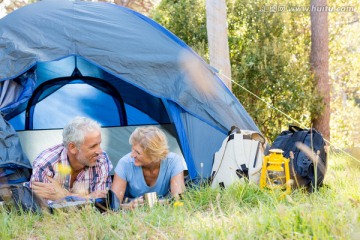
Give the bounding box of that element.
[260,149,291,194]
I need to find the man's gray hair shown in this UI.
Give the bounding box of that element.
[62,116,101,148]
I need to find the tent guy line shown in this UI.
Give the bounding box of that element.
[218,71,360,163]
[219,71,305,129]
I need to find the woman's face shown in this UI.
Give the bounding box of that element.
[131,144,152,167]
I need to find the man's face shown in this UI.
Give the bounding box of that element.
[76,130,102,167]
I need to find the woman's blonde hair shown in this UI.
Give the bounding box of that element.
[129,126,169,162]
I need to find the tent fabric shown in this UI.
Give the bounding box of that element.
[0,113,31,170]
[0,0,260,179]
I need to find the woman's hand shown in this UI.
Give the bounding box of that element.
[120,196,144,210]
[111,174,127,203]
[170,171,186,197]
[158,198,170,205]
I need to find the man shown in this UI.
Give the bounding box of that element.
[30,116,112,201]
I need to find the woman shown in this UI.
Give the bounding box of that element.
[111,126,185,208]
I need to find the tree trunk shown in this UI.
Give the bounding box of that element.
[206,0,232,90]
[310,0,330,141]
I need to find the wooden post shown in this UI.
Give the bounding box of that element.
[206,0,232,91]
[310,0,330,141]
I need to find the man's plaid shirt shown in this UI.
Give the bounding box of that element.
[30,144,113,195]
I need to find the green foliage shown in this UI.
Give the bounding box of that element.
[152,0,323,142]
[331,99,360,149]
[328,0,360,149]
[151,0,208,59]
[1,151,360,239]
[227,0,322,141]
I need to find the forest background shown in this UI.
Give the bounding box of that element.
[1,0,359,154]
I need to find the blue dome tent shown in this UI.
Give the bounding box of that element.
[0,0,260,180]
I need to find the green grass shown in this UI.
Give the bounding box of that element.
[1,152,360,240]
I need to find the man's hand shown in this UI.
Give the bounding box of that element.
[88,190,108,199]
[31,176,68,201]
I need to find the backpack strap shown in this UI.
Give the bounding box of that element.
[228,125,241,136]
[252,141,261,168]
[289,125,304,133]
[211,133,234,185]
[236,164,248,179]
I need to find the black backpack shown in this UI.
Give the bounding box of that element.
[269,125,327,192]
